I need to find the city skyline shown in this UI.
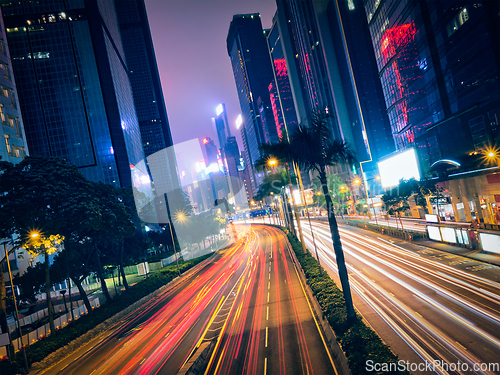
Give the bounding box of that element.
[144,0,276,151]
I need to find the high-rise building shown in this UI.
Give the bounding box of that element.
[0,6,32,283]
[363,0,500,223]
[114,0,178,193]
[1,0,147,187]
[322,0,395,188]
[0,6,27,164]
[267,14,298,140]
[212,103,231,150]
[227,13,280,194]
[363,0,500,172]
[223,136,246,206]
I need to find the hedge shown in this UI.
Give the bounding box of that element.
[285,230,410,375]
[1,254,212,374]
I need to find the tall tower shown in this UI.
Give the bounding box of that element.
[267,16,298,140]
[212,103,231,150]
[0,6,28,164]
[227,13,279,195]
[363,0,500,173]
[115,0,179,193]
[1,0,147,187]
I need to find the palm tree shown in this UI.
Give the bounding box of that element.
[259,109,357,324]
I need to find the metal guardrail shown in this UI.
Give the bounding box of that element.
[333,218,426,241]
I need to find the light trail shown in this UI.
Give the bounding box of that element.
[300,221,500,375]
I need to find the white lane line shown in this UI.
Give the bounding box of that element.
[267,292,269,303]
[265,327,268,347]
[269,273,271,280]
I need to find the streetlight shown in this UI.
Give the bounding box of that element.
[268,158,277,167]
[3,240,29,372]
[484,147,500,167]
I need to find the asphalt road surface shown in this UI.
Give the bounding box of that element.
[42,225,337,375]
[299,220,500,375]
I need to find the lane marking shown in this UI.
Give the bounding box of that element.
[267,292,269,303]
[264,357,267,375]
[283,236,339,375]
[268,281,270,290]
[266,306,269,321]
[265,327,268,347]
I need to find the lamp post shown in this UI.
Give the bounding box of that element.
[293,161,322,274]
[164,197,181,277]
[3,242,29,373]
[269,158,306,253]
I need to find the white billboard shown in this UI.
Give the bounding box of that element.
[377,149,420,188]
[479,233,500,254]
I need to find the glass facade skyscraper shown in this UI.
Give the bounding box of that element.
[267,19,297,141]
[1,0,147,187]
[364,0,500,172]
[114,0,178,195]
[227,13,279,194]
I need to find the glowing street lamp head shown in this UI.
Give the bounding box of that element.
[375,175,381,180]
[216,104,223,116]
[487,151,496,158]
[235,114,243,129]
[203,138,209,144]
[30,230,40,239]
[317,191,321,195]
[268,158,277,167]
[354,178,361,185]
[177,213,185,220]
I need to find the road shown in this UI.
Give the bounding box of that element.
[42,226,336,375]
[299,220,500,375]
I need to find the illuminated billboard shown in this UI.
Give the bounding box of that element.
[479,233,500,254]
[377,148,420,188]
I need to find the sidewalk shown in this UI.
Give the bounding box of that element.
[414,239,500,267]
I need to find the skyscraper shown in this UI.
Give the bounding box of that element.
[267,14,298,140]
[273,0,371,184]
[0,6,27,164]
[212,103,231,150]
[1,0,147,187]
[227,13,279,194]
[322,0,395,186]
[114,0,178,193]
[363,0,500,172]
[363,0,500,223]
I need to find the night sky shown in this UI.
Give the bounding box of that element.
[145,0,277,151]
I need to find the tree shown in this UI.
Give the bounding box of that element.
[259,109,357,324]
[381,178,438,229]
[0,156,95,335]
[25,232,64,334]
[311,173,351,216]
[253,170,289,201]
